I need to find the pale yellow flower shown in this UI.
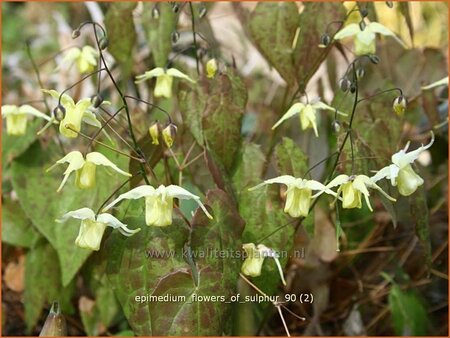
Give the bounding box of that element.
[57,208,139,251]
[2,104,51,135]
[102,184,212,227]
[135,67,195,98]
[47,151,131,192]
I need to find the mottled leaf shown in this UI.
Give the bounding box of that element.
[104,3,137,75]
[24,239,74,332]
[294,3,345,89]
[2,118,41,166]
[144,3,177,67]
[11,142,126,286]
[410,185,432,270]
[106,189,244,335]
[248,3,299,85]
[274,137,309,177]
[2,198,40,248]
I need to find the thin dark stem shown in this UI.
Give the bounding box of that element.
[87,106,125,151]
[57,68,106,107]
[89,22,151,185]
[123,95,172,122]
[96,176,135,215]
[189,2,200,75]
[357,87,403,104]
[25,40,65,154]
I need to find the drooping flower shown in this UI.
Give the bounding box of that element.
[249,175,338,218]
[421,76,449,90]
[333,21,406,55]
[43,89,102,138]
[59,46,99,74]
[392,96,407,117]
[241,243,286,286]
[162,123,177,148]
[372,132,434,196]
[135,67,195,98]
[149,122,160,145]
[47,151,131,192]
[272,99,346,137]
[1,104,51,136]
[56,208,140,251]
[102,184,213,227]
[206,58,218,78]
[323,174,396,211]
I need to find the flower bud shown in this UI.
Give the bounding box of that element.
[71,29,81,39]
[53,105,66,122]
[360,8,368,18]
[172,3,180,13]
[99,36,108,50]
[319,33,331,48]
[91,94,104,109]
[393,95,407,116]
[356,67,365,80]
[339,77,351,92]
[199,6,207,19]
[206,58,218,78]
[149,122,160,145]
[171,31,180,44]
[369,54,380,64]
[359,20,366,31]
[350,83,357,94]
[39,302,67,337]
[162,123,177,148]
[386,1,394,8]
[152,6,160,19]
[332,120,341,133]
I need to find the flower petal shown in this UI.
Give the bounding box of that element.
[248,175,296,191]
[393,132,434,168]
[86,152,131,177]
[47,151,85,192]
[56,207,96,223]
[326,174,350,189]
[2,105,18,117]
[311,101,347,116]
[333,23,360,40]
[134,67,165,83]
[19,105,52,121]
[272,103,304,130]
[165,185,213,219]
[369,22,407,48]
[166,68,196,83]
[96,213,140,236]
[102,185,156,212]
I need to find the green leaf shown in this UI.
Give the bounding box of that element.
[11,142,125,286]
[294,2,345,89]
[232,142,266,191]
[248,3,299,85]
[144,3,177,67]
[179,69,247,173]
[2,198,41,248]
[104,2,137,76]
[106,189,245,335]
[24,239,75,332]
[410,185,432,270]
[388,284,428,335]
[274,137,309,177]
[2,118,41,166]
[235,144,295,295]
[202,70,248,172]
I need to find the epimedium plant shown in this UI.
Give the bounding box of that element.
[2,2,447,336]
